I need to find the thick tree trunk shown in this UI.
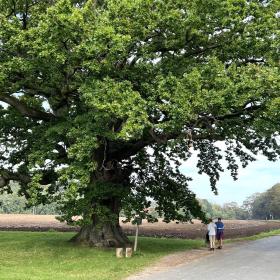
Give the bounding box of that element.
[71,155,132,247]
[71,220,131,247]
[71,196,131,247]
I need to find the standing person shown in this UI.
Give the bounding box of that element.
[205,229,210,248]
[207,218,216,251]
[215,217,224,249]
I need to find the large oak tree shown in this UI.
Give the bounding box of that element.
[0,0,279,247]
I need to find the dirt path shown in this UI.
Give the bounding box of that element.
[128,248,212,280]
[126,240,250,279]
[126,236,280,280]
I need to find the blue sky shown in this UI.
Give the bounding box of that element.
[180,153,280,206]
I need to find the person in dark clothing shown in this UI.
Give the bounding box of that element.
[215,217,224,249]
[205,230,210,247]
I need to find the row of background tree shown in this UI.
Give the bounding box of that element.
[1,183,280,220]
[199,183,280,220]
[0,183,60,215]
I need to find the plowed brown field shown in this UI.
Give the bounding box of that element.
[0,214,279,239]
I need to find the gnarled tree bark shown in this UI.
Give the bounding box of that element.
[71,156,132,247]
[71,199,131,247]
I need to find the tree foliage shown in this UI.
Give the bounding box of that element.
[246,183,280,219]
[0,0,279,245]
[199,199,249,220]
[0,183,60,214]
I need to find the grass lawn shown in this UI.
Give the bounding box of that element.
[225,229,280,243]
[0,231,203,280]
[1,230,280,280]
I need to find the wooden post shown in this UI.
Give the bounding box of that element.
[134,224,139,252]
[125,247,133,258]
[116,248,124,258]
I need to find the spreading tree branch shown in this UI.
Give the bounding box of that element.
[0,169,31,187]
[107,102,264,161]
[0,95,55,121]
[0,168,58,188]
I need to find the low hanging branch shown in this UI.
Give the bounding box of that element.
[0,169,31,187]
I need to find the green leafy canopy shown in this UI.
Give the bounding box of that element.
[0,0,279,224]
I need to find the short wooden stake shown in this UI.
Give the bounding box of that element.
[116,248,124,258]
[125,247,133,258]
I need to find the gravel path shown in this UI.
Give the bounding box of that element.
[127,235,280,280]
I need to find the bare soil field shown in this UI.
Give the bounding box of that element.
[123,219,280,239]
[0,214,78,232]
[0,214,280,239]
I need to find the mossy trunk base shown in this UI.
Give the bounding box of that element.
[71,223,131,248]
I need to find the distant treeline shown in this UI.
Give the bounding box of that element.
[200,183,280,220]
[0,184,60,215]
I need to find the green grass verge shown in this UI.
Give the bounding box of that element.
[0,232,203,280]
[225,229,280,243]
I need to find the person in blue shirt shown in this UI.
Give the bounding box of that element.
[215,217,224,249]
